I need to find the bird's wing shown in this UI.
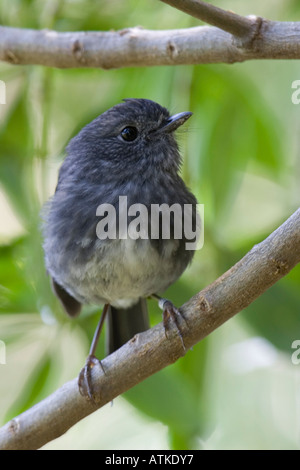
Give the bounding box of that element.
[51,278,82,317]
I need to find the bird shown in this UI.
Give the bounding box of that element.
[42,98,199,400]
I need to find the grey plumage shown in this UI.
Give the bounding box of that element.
[42,99,198,353]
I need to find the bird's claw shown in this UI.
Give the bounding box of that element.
[78,354,105,403]
[160,299,187,351]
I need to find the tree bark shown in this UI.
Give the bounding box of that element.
[1,0,300,69]
[1,20,300,69]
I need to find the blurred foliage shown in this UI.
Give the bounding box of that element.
[0,0,299,450]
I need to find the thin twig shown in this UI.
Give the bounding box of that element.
[160,0,261,42]
[0,208,299,450]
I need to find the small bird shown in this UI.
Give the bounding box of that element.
[42,99,199,400]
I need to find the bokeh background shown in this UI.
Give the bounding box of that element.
[0,0,299,450]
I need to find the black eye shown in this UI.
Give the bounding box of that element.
[120,126,138,142]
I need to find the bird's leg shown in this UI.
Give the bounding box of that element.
[78,303,110,402]
[151,294,187,351]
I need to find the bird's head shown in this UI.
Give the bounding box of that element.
[64,98,192,182]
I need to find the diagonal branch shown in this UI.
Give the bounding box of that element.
[160,0,262,44]
[0,208,299,450]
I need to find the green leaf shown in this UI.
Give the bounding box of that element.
[187,66,284,218]
[5,352,52,422]
[0,83,38,223]
[124,359,205,448]
[242,271,300,353]
[0,238,36,313]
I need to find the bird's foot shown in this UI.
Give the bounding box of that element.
[78,354,105,403]
[158,298,187,352]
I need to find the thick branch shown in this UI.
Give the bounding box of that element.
[1,0,300,68]
[0,208,299,450]
[1,21,300,69]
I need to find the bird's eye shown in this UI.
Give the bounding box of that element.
[120,126,138,142]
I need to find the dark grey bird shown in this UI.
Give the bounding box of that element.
[42,98,198,399]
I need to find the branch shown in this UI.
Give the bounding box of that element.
[2,1,300,68]
[1,21,300,69]
[0,0,300,71]
[160,0,262,44]
[0,209,299,450]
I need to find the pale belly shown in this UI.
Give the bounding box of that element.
[58,237,185,308]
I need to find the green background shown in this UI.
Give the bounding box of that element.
[0,0,299,449]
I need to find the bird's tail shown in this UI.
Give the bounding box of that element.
[106,298,150,355]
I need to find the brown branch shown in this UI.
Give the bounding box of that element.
[160,0,262,44]
[0,208,299,450]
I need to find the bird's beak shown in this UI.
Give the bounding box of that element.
[156,111,193,134]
